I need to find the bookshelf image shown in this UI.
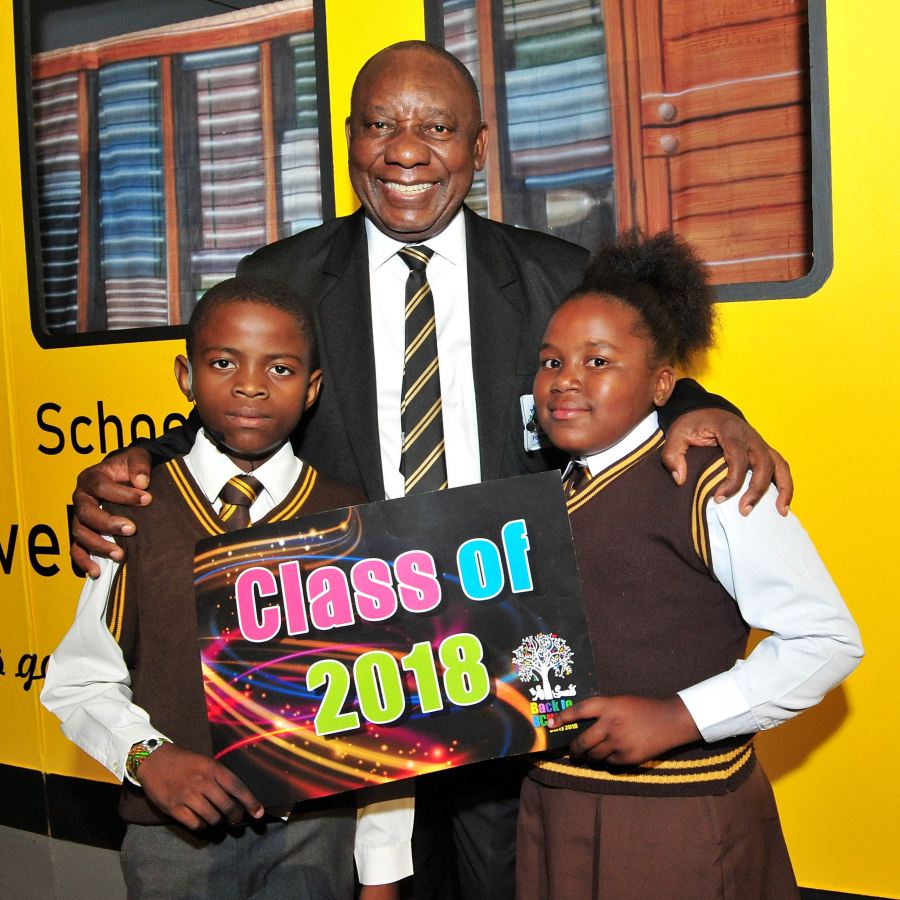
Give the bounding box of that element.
[28,0,329,341]
[435,0,819,293]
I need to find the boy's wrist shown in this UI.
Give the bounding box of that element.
[125,736,172,783]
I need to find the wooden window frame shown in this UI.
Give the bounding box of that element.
[16,0,334,349]
[427,0,833,302]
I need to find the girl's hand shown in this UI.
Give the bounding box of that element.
[549,695,701,766]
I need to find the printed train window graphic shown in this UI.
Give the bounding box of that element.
[21,0,827,345]
[24,0,330,342]
[433,0,824,293]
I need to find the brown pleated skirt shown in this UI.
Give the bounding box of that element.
[516,763,799,900]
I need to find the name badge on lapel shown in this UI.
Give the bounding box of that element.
[520,394,551,452]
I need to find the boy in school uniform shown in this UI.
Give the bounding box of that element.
[42,277,408,899]
[516,233,863,900]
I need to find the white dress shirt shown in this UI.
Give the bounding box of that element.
[366,210,481,498]
[42,430,413,885]
[573,412,863,742]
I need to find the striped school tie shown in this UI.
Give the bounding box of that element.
[563,463,592,499]
[399,245,448,494]
[217,474,263,531]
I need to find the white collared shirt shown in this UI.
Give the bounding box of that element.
[573,412,863,741]
[366,209,481,498]
[41,430,412,884]
[188,428,303,520]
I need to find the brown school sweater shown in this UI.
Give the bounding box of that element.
[530,429,756,797]
[104,456,365,824]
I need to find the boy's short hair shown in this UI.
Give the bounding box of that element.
[186,277,319,370]
[567,231,716,368]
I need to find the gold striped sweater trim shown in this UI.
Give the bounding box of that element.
[270,464,318,522]
[691,457,729,568]
[106,563,128,642]
[534,740,754,787]
[166,458,320,535]
[565,429,665,514]
[167,459,225,536]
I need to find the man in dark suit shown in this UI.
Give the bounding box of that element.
[71,40,790,900]
[233,206,587,501]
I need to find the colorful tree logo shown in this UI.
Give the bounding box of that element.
[511,632,574,701]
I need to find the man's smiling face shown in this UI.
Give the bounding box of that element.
[345,47,488,243]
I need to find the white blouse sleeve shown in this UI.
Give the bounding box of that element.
[678,478,863,742]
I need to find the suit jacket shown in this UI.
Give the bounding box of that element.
[235,206,589,499]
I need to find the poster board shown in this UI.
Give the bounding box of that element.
[195,472,597,805]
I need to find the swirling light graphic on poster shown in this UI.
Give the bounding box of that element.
[193,474,596,806]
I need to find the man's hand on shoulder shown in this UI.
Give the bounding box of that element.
[71,448,153,577]
[135,743,264,831]
[661,409,792,516]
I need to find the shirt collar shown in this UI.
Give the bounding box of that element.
[365,207,467,272]
[567,411,661,480]
[187,429,301,506]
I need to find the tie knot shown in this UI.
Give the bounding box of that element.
[398,245,434,272]
[219,474,263,509]
[564,463,592,498]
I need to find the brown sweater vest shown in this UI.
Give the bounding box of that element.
[105,457,365,824]
[530,429,756,797]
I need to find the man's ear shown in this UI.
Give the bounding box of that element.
[345,117,352,150]
[653,366,677,408]
[174,355,193,402]
[305,369,323,411]
[473,123,489,172]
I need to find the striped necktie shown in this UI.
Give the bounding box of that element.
[563,463,592,499]
[399,245,448,494]
[218,474,263,531]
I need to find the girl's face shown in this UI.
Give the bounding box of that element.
[534,294,675,457]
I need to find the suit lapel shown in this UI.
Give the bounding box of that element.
[464,207,526,481]
[316,210,385,500]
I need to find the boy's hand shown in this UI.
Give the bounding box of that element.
[135,743,264,830]
[71,448,153,577]
[549,695,701,767]
[359,884,400,900]
[661,409,792,516]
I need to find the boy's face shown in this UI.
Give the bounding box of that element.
[533,294,675,457]
[175,300,321,471]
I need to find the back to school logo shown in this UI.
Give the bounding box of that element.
[512,632,580,731]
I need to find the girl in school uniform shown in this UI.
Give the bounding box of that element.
[517,232,862,900]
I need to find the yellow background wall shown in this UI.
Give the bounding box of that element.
[0,1,897,896]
